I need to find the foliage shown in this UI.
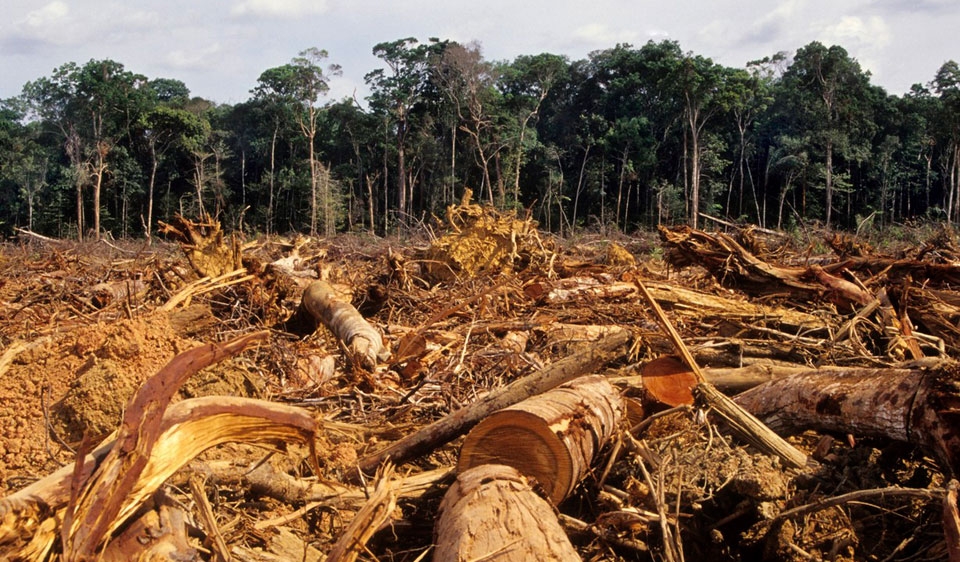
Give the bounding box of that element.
[2,40,959,240]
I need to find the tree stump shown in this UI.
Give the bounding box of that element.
[457,374,622,505]
[433,464,580,562]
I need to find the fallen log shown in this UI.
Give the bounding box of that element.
[299,280,387,370]
[659,225,874,311]
[433,464,581,562]
[732,361,960,475]
[825,256,960,288]
[615,362,806,398]
[457,374,623,505]
[353,329,632,480]
[527,276,827,334]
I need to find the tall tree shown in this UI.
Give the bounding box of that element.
[933,61,960,222]
[0,99,48,231]
[23,60,149,240]
[781,42,874,228]
[366,38,446,223]
[726,66,773,224]
[672,54,736,228]
[500,53,568,207]
[434,41,502,205]
[254,48,340,235]
[138,105,207,239]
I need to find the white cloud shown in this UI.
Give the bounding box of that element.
[816,15,892,79]
[739,0,804,45]
[231,0,330,18]
[821,15,891,49]
[572,23,639,48]
[647,28,671,40]
[164,42,224,71]
[21,1,69,28]
[9,1,71,45]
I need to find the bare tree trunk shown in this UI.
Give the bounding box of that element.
[397,110,408,222]
[365,173,376,235]
[616,147,628,231]
[825,138,834,228]
[688,106,701,230]
[571,144,590,230]
[146,142,157,243]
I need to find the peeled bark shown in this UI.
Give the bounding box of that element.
[457,375,622,505]
[434,464,580,562]
[733,361,960,475]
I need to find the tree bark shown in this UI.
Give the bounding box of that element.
[732,361,960,476]
[434,464,581,562]
[458,374,623,505]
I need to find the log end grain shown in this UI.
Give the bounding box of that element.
[457,375,623,505]
[457,409,573,505]
[642,355,697,406]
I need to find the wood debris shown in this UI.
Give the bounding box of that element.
[3,219,960,561]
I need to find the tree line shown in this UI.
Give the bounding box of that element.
[1,38,959,241]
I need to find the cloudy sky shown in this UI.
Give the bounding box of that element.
[2,0,957,105]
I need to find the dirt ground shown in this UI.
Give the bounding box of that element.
[0,216,954,561]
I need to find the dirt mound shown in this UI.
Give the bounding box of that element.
[0,311,194,482]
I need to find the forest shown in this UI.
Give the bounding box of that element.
[1,37,959,240]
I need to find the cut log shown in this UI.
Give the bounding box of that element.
[433,464,580,562]
[732,361,960,475]
[641,355,697,407]
[457,374,622,505]
[353,329,632,480]
[299,280,387,370]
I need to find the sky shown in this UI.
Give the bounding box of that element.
[2,0,958,106]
